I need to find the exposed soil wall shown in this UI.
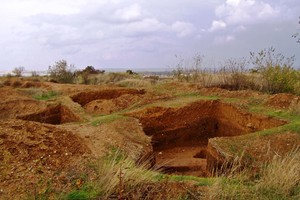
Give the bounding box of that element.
[129,100,286,176]
[18,104,81,125]
[132,100,285,150]
[70,89,145,106]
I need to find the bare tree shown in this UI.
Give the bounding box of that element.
[292,17,300,43]
[12,66,25,77]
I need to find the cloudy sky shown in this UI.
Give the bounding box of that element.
[0,0,299,72]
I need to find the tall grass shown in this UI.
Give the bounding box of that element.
[66,148,161,199]
[207,148,300,199]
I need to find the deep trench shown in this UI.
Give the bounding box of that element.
[17,104,81,125]
[134,100,285,176]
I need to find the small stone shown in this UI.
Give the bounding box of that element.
[158,152,162,155]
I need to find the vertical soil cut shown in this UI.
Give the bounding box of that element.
[130,100,286,176]
[17,104,81,125]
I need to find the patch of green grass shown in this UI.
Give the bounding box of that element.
[34,90,60,101]
[91,114,125,126]
[162,174,214,186]
[66,184,98,200]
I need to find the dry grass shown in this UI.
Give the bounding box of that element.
[207,147,300,200]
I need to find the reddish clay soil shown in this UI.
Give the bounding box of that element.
[198,87,263,98]
[18,104,82,124]
[70,88,145,106]
[0,87,48,120]
[84,94,143,115]
[266,93,300,108]
[129,100,286,176]
[0,120,89,199]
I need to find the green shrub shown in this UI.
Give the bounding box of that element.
[260,64,300,93]
[250,47,299,94]
[48,60,75,83]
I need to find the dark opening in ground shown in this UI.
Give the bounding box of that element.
[70,89,145,106]
[130,100,286,176]
[18,104,81,125]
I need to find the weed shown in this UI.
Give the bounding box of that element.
[33,91,60,101]
[91,114,125,126]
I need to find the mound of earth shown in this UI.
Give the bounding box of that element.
[3,79,49,89]
[266,93,299,108]
[0,99,46,120]
[0,86,34,102]
[0,119,90,199]
[198,87,263,98]
[84,94,142,115]
[0,87,50,121]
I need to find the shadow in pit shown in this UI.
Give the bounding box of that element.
[129,100,286,177]
[17,104,81,125]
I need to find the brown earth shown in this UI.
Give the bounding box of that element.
[0,80,299,198]
[18,104,82,125]
[70,88,145,106]
[0,119,89,199]
[84,94,143,115]
[266,93,299,108]
[129,100,286,176]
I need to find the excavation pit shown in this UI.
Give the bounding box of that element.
[17,104,81,125]
[131,100,286,176]
[70,89,145,107]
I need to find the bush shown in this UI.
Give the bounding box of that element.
[48,60,75,83]
[219,58,249,90]
[250,47,299,94]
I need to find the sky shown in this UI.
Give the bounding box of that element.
[0,0,300,72]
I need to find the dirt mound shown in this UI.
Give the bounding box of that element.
[3,79,49,88]
[18,104,82,124]
[129,100,285,176]
[0,99,46,120]
[84,94,142,115]
[0,120,89,199]
[266,93,299,108]
[70,88,145,106]
[198,87,262,98]
[0,87,33,103]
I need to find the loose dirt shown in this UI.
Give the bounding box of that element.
[0,119,89,199]
[266,93,299,108]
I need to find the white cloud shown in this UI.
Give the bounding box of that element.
[215,0,280,26]
[114,4,143,22]
[209,20,227,32]
[214,35,235,44]
[122,18,167,36]
[171,21,196,37]
[226,0,241,7]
